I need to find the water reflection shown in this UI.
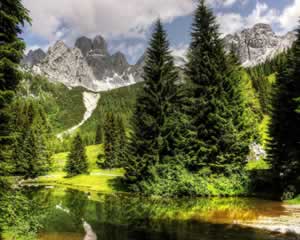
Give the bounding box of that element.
[20,187,299,240]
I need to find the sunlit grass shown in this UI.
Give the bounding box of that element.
[26,144,124,193]
[51,144,104,172]
[286,195,300,205]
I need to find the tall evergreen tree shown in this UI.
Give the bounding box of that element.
[12,101,52,178]
[65,134,88,176]
[185,0,255,172]
[115,115,127,167]
[0,0,30,176]
[102,113,118,169]
[268,21,300,198]
[125,20,179,184]
[95,124,103,144]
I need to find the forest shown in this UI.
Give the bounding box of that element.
[1,0,300,239]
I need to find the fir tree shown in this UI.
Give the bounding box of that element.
[0,0,30,176]
[102,113,118,169]
[95,124,103,144]
[115,115,127,167]
[65,134,88,177]
[125,19,179,184]
[185,0,255,172]
[12,101,51,178]
[268,21,300,198]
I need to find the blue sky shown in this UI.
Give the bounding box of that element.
[22,0,300,64]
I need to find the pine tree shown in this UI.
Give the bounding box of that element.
[115,116,127,167]
[185,0,255,173]
[12,101,51,178]
[0,0,30,176]
[102,113,118,169]
[95,124,103,144]
[65,134,88,177]
[125,19,179,184]
[268,21,300,198]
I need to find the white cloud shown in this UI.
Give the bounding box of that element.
[217,2,279,35]
[217,13,244,35]
[171,44,188,59]
[279,0,300,32]
[25,44,50,54]
[23,0,197,44]
[110,42,145,64]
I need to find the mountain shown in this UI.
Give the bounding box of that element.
[23,23,297,91]
[224,23,297,67]
[24,35,143,92]
[22,48,46,66]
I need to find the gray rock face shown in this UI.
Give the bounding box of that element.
[22,48,46,66]
[224,23,297,67]
[27,35,143,91]
[23,24,297,91]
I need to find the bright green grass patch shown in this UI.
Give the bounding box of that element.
[51,144,104,172]
[27,170,124,193]
[285,195,300,205]
[245,159,270,170]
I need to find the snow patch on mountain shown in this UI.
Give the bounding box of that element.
[57,92,100,138]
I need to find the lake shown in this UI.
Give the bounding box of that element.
[22,186,300,240]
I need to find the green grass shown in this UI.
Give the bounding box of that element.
[245,159,270,170]
[27,144,125,193]
[29,171,123,193]
[51,144,104,172]
[286,195,300,205]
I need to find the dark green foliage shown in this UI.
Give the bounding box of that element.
[125,20,179,185]
[268,23,300,198]
[65,134,88,176]
[115,115,127,166]
[81,83,141,134]
[101,113,118,169]
[184,0,256,173]
[247,51,290,114]
[20,74,86,133]
[11,99,52,178]
[0,0,30,175]
[139,164,250,197]
[95,124,103,144]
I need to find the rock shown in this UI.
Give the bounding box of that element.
[22,48,46,66]
[30,36,143,91]
[223,23,297,67]
[75,36,93,57]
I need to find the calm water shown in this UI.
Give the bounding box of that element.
[23,186,300,240]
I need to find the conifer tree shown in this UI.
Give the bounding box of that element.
[185,0,255,172]
[65,134,88,176]
[125,20,179,184]
[268,21,300,197]
[102,113,118,169]
[115,116,127,166]
[0,0,30,176]
[95,124,103,144]
[12,101,51,178]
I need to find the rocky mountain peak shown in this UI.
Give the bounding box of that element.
[26,35,143,91]
[92,35,108,54]
[22,48,46,66]
[75,36,93,57]
[111,51,128,71]
[224,23,297,67]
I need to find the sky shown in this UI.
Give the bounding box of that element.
[21,0,300,64]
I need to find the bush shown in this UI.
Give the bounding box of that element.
[135,164,250,197]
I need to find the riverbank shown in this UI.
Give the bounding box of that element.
[23,169,124,193]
